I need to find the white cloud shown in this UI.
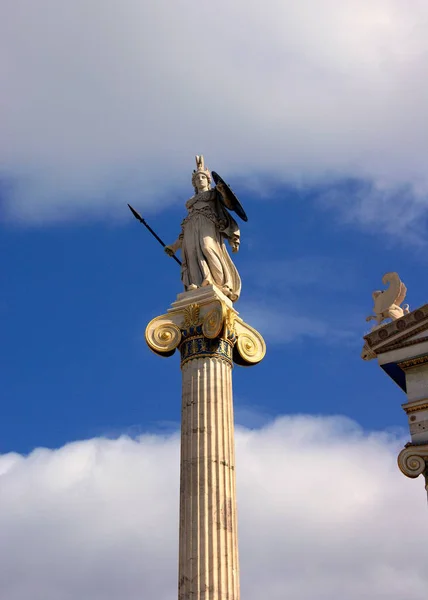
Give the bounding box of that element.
[2,1,428,230]
[1,416,427,600]
[238,300,357,345]
[318,182,428,242]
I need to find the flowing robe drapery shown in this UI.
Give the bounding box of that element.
[179,189,241,301]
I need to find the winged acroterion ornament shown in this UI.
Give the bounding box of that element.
[366,272,410,329]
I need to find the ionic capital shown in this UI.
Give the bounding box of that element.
[145,286,266,367]
[397,443,428,480]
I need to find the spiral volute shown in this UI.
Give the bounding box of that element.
[397,446,428,478]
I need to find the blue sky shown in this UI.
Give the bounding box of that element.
[2,2,428,599]
[1,176,424,454]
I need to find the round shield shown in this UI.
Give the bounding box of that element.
[212,171,248,222]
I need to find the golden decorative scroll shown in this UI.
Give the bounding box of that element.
[145,317,182,355]
[234,321,266,366]
[202,304,224,339]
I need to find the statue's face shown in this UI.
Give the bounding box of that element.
[195,173,209,192]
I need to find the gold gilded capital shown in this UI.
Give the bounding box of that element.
[145,285,266,366]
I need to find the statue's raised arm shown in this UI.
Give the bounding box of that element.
[164,155,247,302]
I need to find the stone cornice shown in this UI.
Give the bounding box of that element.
[397,354,428,371]
[364,304,428,352]
[402,398,428,414]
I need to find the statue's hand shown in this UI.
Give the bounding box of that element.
[229,235,239,253]
[165,245,175,257]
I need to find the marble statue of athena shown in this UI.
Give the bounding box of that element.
[165,155,244,302]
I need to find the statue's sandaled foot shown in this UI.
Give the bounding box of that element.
[201,279,213,287]
[187,284,198,291]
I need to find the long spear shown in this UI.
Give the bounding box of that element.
[127,204,182,266]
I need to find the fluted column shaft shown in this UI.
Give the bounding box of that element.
[145,287,265,599]
[178,355,239,600]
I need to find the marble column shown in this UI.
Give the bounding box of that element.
[145,285,266,600]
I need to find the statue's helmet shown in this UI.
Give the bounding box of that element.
[192,155,212,190]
